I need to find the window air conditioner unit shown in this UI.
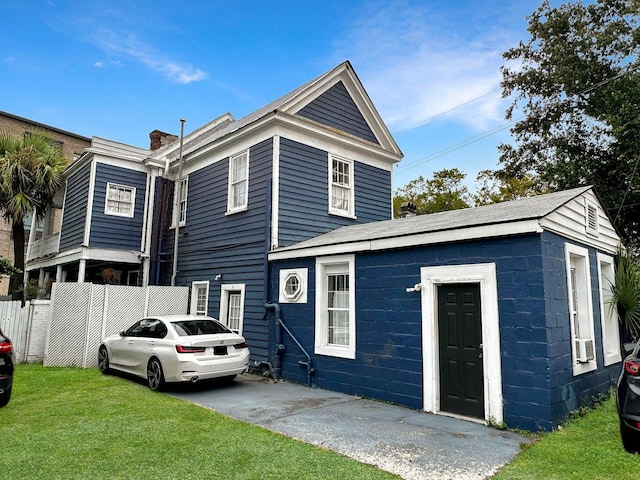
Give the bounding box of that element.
[575,338,595,363]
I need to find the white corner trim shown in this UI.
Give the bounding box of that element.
[271,136,280,249]
[420,263,503,423]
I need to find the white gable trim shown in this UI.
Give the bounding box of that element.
[420,263,503,423]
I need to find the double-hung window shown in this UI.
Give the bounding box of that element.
[190,281,209,316]
[173,176,188,227]
[329,155,355,218]
[227,150,249,214]
[597,253,621,366]
[315,255,355,359]
[105,183,135,218]
[565,243,597,375]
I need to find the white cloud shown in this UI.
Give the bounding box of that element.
[92,28,206,84]
[337,1,513,132]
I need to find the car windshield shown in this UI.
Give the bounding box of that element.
[171,319,232,336]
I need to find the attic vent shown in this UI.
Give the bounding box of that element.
[585,201,599,237]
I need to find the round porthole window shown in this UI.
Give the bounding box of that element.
[283,272,303,301]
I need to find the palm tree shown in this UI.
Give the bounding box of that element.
[0,131,67,300]
[610,247,640,342]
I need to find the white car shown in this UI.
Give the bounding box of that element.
[98,315,250,390]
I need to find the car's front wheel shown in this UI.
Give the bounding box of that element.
[620,419,640,453]
[147,358,164,391]
[0,385,11,407]
[98,346,110,374]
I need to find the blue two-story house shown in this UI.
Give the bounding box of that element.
[25,61,403,365]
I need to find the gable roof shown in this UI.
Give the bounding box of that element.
[153,61,402,165]
[269,186,620,260]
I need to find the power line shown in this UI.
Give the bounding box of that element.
[395,67,638,176]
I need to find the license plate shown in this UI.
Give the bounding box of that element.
[214,346,227,356]
[0,358,5,366]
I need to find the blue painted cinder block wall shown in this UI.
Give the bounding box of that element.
[269,231,619,431]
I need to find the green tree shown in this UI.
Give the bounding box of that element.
[473,170,548,206]
[500,0,640,244]
[0,131,67,300]
[393,168,471,217]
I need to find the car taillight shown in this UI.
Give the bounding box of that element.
[0,341,12,355]
[234,342,249,349]
[176,345,206,354]
[624,359,640,376]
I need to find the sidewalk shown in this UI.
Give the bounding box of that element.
[169,374,528,480]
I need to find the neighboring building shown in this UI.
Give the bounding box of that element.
[0,111,91,295]
[268,186,622,431]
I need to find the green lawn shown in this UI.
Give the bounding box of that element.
[492,394,640,479]
[1,364,399,480]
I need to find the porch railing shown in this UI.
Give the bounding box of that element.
[26,233,60,261]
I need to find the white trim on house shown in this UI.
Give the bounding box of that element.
[24,246,142,272]
[597,253,621,366]
[269,220,544,261]
[226,150,249,215]
[279,268,308,304]
[104,183,136,218]
[315,254,356,359]
[564,243,598,376]
[190,281,209,316]
[328,154,356,219]
[83,160,98,246]
[219,284,246,334]
[420,263,503,424]
[271,136,280,249]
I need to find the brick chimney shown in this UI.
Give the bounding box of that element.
[149,130,178,151]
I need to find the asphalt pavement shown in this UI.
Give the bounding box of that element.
[168,374,528,480]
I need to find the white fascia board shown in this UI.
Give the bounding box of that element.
[169,112,400,178]
[539,221,620,255]
[94,156,150,173]
[275,113,402,169]
[27,246,142,272]
[268,219,543,261]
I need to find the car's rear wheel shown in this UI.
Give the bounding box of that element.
[147,358,164,391]
[0,385,11,407]
[98,346,110,374]
[620,419,640,453]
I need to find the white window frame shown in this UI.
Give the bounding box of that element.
[105,183,135,218]
[585,199,599,237]
[227,150,249,214]
[172,176,188,227]
[328,154,355,218]
[279,268,308,303]
[565,243,597,376]
[219,284,245,334]
[190,281,209,316]
[597,253,621,366]
[315,255,355,359]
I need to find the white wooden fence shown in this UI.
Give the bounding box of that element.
[44,283,189,368]
[0,300,51,363]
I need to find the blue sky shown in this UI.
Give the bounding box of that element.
[1,0,544,191]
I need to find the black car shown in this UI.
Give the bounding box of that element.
[0,328,14,407]
[617,341,640,453]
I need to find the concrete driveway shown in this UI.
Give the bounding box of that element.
[168,374,528,480]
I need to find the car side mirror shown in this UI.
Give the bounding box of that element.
[623,342,637,354]
[119,330,126,337]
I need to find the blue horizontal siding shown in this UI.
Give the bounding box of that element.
[59,162,91,251]
[89,163,147,251]
[278,137,391,246]
[174,138,273,363]
[297,81,379,144]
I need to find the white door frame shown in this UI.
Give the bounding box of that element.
[420,263,503,423]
